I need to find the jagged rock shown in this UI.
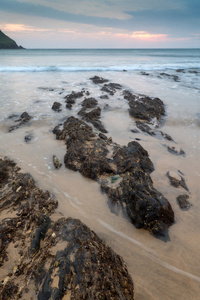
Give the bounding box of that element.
[167,171,189,192]
[101,83,122,95]
[0,158,134,299]
[52,102,62,112]
[90,76,109,84]
[8,112,32,132]
[81,97,98,108]
[64,91,84,109]
[167,146,185,156]
[78,106,107,133]
[160,131,174,142]
[177,194,191,210]
[123,91,165,122]
[159,73,179,82]
[53,116,174,238]
[136,121,156,136]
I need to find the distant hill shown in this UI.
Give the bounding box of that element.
[0,30,24,49]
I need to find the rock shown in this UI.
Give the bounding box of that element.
[176,69,185,73]
[81,97,98,109]
[167,146,185,156]
[78,106,107,133]
[136,121,156,136]
[100,95,109,99]
[0,158,134,299]
[54,116,174,238]
[141,72,150,76]
[160,131,174,142]
[8,112,32,132]
[64,91,84,109]
[53,155,62,169]
[101,83,122,95]
[123,91,165,122]
[90,75,109,84]
[159,73,179,82]
[52,102,62,112]
[24,131,34,143]
[166,171,189,192]
[177,194,191,210]
[30,215,51,254]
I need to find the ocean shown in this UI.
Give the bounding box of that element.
[0,48,200,299]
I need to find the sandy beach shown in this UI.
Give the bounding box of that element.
[0,48,200,299]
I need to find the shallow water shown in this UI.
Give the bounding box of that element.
[0,49,200,299]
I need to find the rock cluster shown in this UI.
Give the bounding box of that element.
[0,158,134,299]
[54,116,174,238]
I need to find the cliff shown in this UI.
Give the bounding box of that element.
[0,30,24,49]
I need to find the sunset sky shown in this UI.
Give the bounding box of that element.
[0,0,199,48]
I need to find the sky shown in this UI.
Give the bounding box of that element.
[0,0,199,48]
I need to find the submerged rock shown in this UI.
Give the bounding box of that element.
[167,171,189,192]
[177,194,191,210]
[90,75,109,84]
[53,116,174,238]
[0,157,134,299]
[8,111,32,132]
[52,101,62,112]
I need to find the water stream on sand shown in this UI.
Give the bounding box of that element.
[0,64,200,299]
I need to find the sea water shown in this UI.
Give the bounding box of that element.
[0,48,200,299]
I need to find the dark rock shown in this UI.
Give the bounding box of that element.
[100,95,109,99]
[53,155,62,169]
[52,102,62,112]
[90,75,109,84]
[54,117,174,237]
[177,194,191,210]
[123,91,165,122]
[30,215,51,254]
[167,146,185,156]
[141,72,150,76]
[8,112,32,132]
[131,129,140,134]
[64,91,84,109]
[160,131,174,142]
[24,131,34,143]
[0,158,134,299]
[166,171,189,192]
[176,69,185,73]
[136,121,156,136]
[159,73,179,82]
[99,133,108,140]
[101,83,122,95]
[78,106,107,133]
[81,97,98,108]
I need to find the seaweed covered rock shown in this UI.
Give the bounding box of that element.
[0,158,134,299]
[53,117,174,238]
[123,91,165,122]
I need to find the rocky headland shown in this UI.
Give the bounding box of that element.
[0,30,24,49]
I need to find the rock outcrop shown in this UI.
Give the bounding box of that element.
[0,30,24,49]
[54,116,174,238]
[0,157,134,299]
